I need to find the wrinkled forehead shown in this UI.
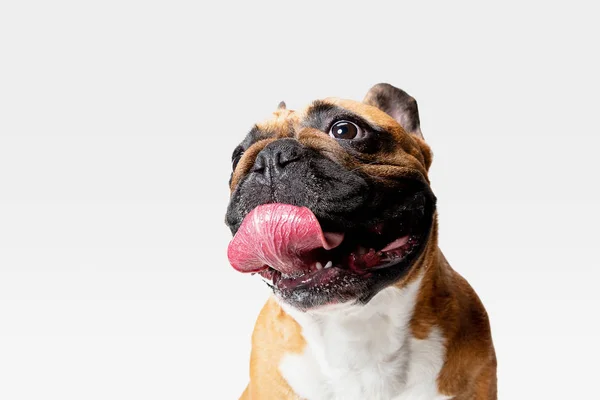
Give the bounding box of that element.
[251,97,402,139]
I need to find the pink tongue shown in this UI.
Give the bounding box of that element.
[227,204,344,274]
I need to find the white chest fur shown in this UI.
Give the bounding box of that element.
[279,277,451,400]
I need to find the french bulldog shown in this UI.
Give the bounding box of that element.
[225,83,496,399]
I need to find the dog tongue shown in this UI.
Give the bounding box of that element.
[227,204,344,274]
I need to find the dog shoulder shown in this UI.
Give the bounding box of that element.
[412,251,497,399]
[245,297,304,399]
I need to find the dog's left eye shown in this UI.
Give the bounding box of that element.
[329,121,364,140]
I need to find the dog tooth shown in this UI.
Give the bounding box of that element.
[324,261,333,269]
[315,262,323,270]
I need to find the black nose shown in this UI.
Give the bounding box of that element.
[252,139,304,177]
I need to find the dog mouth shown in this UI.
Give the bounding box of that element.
[227,201,430,307]
[255,232,421,291]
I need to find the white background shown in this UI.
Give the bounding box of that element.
[1,1,599,399]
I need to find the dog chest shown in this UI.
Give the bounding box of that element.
[279,279,451,400]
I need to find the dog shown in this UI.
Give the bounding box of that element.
[225,83,496,399]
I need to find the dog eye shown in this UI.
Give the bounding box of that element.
[232,155,242,170]
[329,121,364,140]
[232,147,244,171]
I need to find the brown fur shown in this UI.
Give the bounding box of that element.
[241,297,304,400]
[233,97,496,399]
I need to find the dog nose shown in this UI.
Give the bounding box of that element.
[253,139,304,176]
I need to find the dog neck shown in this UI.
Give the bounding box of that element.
[278,261,449,399]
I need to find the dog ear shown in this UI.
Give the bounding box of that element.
[363,83,423,139]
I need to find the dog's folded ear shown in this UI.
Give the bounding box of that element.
[363,83,423,139]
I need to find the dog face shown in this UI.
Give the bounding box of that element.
[225,84,437,310]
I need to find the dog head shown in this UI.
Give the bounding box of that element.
[225,83,437,310]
